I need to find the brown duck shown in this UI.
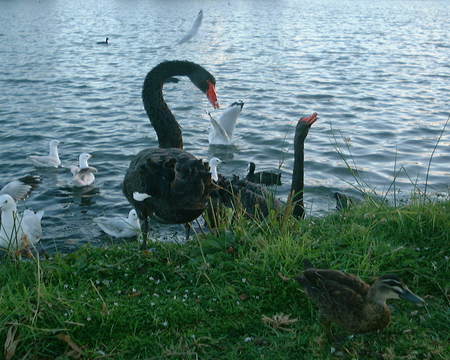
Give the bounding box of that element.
[297,260,424,333]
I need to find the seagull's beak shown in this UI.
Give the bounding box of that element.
[207,81,219,109]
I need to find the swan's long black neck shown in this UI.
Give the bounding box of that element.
[290,123,308,219]
[142,61,201,149]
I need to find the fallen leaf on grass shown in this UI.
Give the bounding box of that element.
[4,325,20,360]
[261,313,298,332]
[226,247,237,254]
[56,334,84,359]
[239,293,249,301]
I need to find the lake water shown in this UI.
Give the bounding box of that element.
[1,0,449,251]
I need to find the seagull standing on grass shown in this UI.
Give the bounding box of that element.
[70,153,97,187]
[29,139,62,168]
[94,209,140,238]
[0,194,44,250]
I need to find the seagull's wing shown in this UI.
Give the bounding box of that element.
[218,105,241,138]
[29,155,60,168]
[0,176,41,201]
[70,165,80,176]
[94,216,136,238]
[209,113,231,144]
[177,10,203,44]
[78,167,97,175]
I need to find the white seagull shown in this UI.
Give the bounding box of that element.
[70,153,96,187]
[208,157,222,182]
[0,194,44,250]
[208,101,244,145]
[177,10,203,44]
[94,209,140,238]
[29,139,61,168]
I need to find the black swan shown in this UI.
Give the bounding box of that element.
[122,60,219,248]
[245,162,282,186]
[290,112,317,218]
[210,113,318,221]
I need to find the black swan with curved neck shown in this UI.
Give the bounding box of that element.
[122,60,219,248]
[211,113,317,220]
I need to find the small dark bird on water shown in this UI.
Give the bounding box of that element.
[97,37,108,45]
[297,260,424,334]
[245,162,282,186]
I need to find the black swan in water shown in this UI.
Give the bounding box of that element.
[210,113,318,221]
[245,162,282,186]
[122,60,219,248]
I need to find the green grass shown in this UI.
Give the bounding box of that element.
[1,199,449,359]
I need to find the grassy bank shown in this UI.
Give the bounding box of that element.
[1,199,449,359]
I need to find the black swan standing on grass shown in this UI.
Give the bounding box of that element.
[210,113,318,221]
[122,60,219,249]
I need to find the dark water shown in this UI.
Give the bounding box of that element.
[1,0,449,251]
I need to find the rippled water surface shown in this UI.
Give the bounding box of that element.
[1,0,449,251]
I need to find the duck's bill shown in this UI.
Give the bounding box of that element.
[400,287,425,304]
[207,81,219,109]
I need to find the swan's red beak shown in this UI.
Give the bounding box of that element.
[207,81,219,109]
[300,112,318,126]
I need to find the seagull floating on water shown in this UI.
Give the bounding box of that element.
[0,175,41,202]
[70,153,96,187]
[208,101,244,145]
[94,209,140,238]
[0,194,44,250]
[208,157,222,182]
[29,139,61,168]
[177,10,203,44]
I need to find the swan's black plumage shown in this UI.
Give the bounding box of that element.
[123,60,218,248]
